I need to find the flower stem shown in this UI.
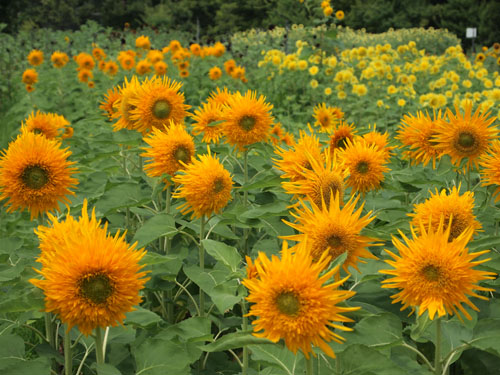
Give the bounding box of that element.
[165,185,175,323]
[241,300,249,375]
[64,325,72,375]
[243,149,249,256]
[199,216,206,316]
[94,326,105,366]
[435,318,442,375]
[306,356,314,375]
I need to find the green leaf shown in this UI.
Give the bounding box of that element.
[125,307,163,328]
[0,334,25,357]
[203,331,273,352]
[97,363,122,375]
[249,343,297,375]
[240,201,289,219]
[0,357,51,374]
[337,344,410,375]
[202,239,242,272]
[0,237,23,254]
[96,182,150,214]
[132,214,177,248]
[471,319,500,356]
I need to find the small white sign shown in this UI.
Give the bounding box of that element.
[466,28,477,38]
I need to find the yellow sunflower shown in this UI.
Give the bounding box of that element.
[209,66,222,80]
[208,86,232,107]
[100,87,122,120]
[136,59,152,75]
[479,140,500,202]
[361,125,395,160]
[172,150,233,218]
[221,90,274,150]
[312,103,340,133]
[282,193,379,273]
[434,102,498,171]
[397,110,443,168]
[329,121,357,152]
[142,122,195,178]
[112,76,141,132]
[30,199,149,335]
[408,185,482,241]
[27,49,44,66]
[243,241,358,359]
[190,101,224,144]
[380,218,495,320]
[51,51,69,68]
[281,148,347,207]
[129,76,190,134]
[273,130,323,182]
[21,111,70,140]
[22,69,38,85]
[0,132,78,219]
[338,139,390,195]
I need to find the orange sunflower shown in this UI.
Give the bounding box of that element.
[329,121,357,152]
[221,90,274,150]
[208,86,232,107]
[22,69,38,85]
[28,49,44,66]
[21,111,70,140]
[312,103,341,133]
[100,87,122,120]
[361,125,395,160]
[0,132,78,219]
[243,241,358,359]
[112,76,141,132]
[479,140,500,202]
[190,101,224,144]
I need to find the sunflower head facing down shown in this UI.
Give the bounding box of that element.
[380,217,495,321]
[243,241,359,359]
[31,200,149,335]
[141,122,195,179]
[434,102,498,171]
[0,132,78,219]
[172,149,233,219]
[221,90,274,150]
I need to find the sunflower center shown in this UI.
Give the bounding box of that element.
[356,161,370,174]
[319,114,330,126]
[153,100,171,119]
[327,235,343,248]
[33,128,44,135]
[457,132,476,149]
[239,116,256,131]
[173,146,190,163]
[337,137,349,149]
[21,165,49,189]
[213,177,226,193]
[422,265,441,282]
[275,291,300,316]
[79,272,113,305]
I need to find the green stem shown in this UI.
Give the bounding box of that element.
[241,301,249,375]
[199,216,206,317]
[306,356,314,375]
[435,318,442,375]
[44,313,55,348]
[64,325,72,375]
[466,168,471,191]
[94,326,105,366]
[243,149,249,256]
[166,186,174,322]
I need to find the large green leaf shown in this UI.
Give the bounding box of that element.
[132,213,177,248]
[202,239,242,272]
[203,331,273,352]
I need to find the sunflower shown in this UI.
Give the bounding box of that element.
[281,148,346,207]
[179,69,190,78]
[329,121,357,152]
[224,59,236,75]
[112,76,141,132]
[105,61,119,76]
[75,53,95,70]
[434,102,498,171]
[0,132,78,219]
[209,66,222,80]
[154,61,167,75]
[361,125,395,160]
[380,218,495,320]
[77,69,93,83]
[30,200,148,335]
[92,47,106,61]
[27,49,44,66]
[135,60,151,75]
[208,87,232,107]
[479,140,500,202]
[312,103,340,133]
[51,51,69,68]
[273,129,323,182]
[397,110,442,168]
[172,150,233,218]
[22,69,38,85]
[283,193,379,273]
[21,111,70,139]
[142,122,195,179]
[243,241,358,358]
[136,35,151,50]
[409,185,482,241]
[221,90,274,150]
[100,87,122,120]
[118,51,135,70]
[190,101,224,144]
[128,76,190,134]
[338,139,390,194]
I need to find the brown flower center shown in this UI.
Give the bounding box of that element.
[213,177,226,193]
[21,165,49,189]
[153,100,171,119]
[457,132,476,149]
[239,115,256,131]
[79,272,114,305]
[336,137,349,149]
[356,161,370,174]
[275,291,300,316]
[422,265,441,282]
[173,146,190,163]
[33,128,44,135]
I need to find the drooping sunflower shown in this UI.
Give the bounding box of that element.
[281,148,347,207]
[21,111,70,140]
[190,101,224,144]
[243,241,358,358]
[27,49,44,66]
[479,140,500,202]
[274,129,323,182]
[142,122,195,179]
[0,132,78,219]
[172,150,233,218]
[434,102,498,171]
[100,87,122,120]
[397,110,443,168]
[329,121,357,152]
[129,76,190,134]
[338,138,390,194]
[112,76,141,132]
[30,200,149,335]
[312,103,340,133]
[282,193,379,273]
[408,185,482,241]
[221,90,274,150]
[380,218,495,320]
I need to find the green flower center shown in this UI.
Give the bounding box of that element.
[153,100,171,119]
[173,146,190,163]
[33,128,44,135]
[79,272,114,305]
[327,234,343,248]
[336,137,349,149]
[239,116,256,131]
[275,291,300,317]
[356,161,370,174]
[422,265,440,282]
[21,165,49,189]
[457,132,475,149]
[213,177,226,193]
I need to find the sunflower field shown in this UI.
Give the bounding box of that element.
[1,1,500,374]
